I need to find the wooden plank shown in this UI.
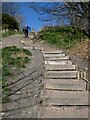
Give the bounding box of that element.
[44,53,65,57]
[46,71,77,79]
[45,64,75,70]
[45,90,88,105]
[43,50,63,54]
[44,79,86,90]
[45,60,72,65]
[44,56,69,60]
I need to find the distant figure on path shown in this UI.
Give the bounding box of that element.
[23,25,31,38]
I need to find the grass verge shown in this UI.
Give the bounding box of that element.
[2,31,18,38]
[2,46,32,103]
[38,26,88,49]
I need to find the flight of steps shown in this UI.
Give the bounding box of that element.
[40,50,88,118]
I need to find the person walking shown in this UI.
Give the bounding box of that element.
[23,25,31,38]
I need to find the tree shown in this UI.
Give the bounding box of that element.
[2,14,19,31]
[2,2,26,30]
[28,2,89,36]
[2,2,20,17]
[28,2,68,25]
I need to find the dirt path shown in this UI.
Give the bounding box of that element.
[2,34,45,118]
[2,34,88,118]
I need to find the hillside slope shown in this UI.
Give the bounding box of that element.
[37,26,89,71]
[38,26,88,49]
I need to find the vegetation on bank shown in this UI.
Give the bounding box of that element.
[2,31,17,38]
[38,26,88,49]
[2,30,23,38]
[2,46,32,103]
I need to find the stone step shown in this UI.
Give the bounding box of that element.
[45,90,88,105]
[44,56,69,61]
[43,50,63,54]
[41,106,88,118]
[45,60,72,65]
[44,79,86,90]
[44,53,65,57]
[45,64,75,70]
[46,71,78,79]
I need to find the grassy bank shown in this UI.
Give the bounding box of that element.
[38,26,88,49]
[2,46,32,103]
[2,31,17,38]
[2,30,23,38]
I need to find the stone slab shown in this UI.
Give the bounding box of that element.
[46,71,78,79]
[45,90,88,105]
[44,79,86,90]
[45,64,75,70]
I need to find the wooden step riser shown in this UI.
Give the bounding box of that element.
[44,56,69,61]
[44,79,86,90]
[46,71,78,79]
[44,54,65,57]
[43,50,63,54]
[45,83,86,91]
[45,61,72,65]
[45,65,76,71]
[45,98,88,105]
[44,90,88,105]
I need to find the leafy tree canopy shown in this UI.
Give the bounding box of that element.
[2,13,19,31]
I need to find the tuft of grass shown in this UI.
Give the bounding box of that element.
[38,26,88,49]
[2,46,32,103]
[2,31,17,38]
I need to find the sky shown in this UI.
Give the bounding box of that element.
[19,2,44,32]
[2,2,70,31]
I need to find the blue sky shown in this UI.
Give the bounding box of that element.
[19,2,43,32]
[18,2,70,32]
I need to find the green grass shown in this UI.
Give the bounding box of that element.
[2,46,32,103]
[2,31,17,38]
[38,26,88,49]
